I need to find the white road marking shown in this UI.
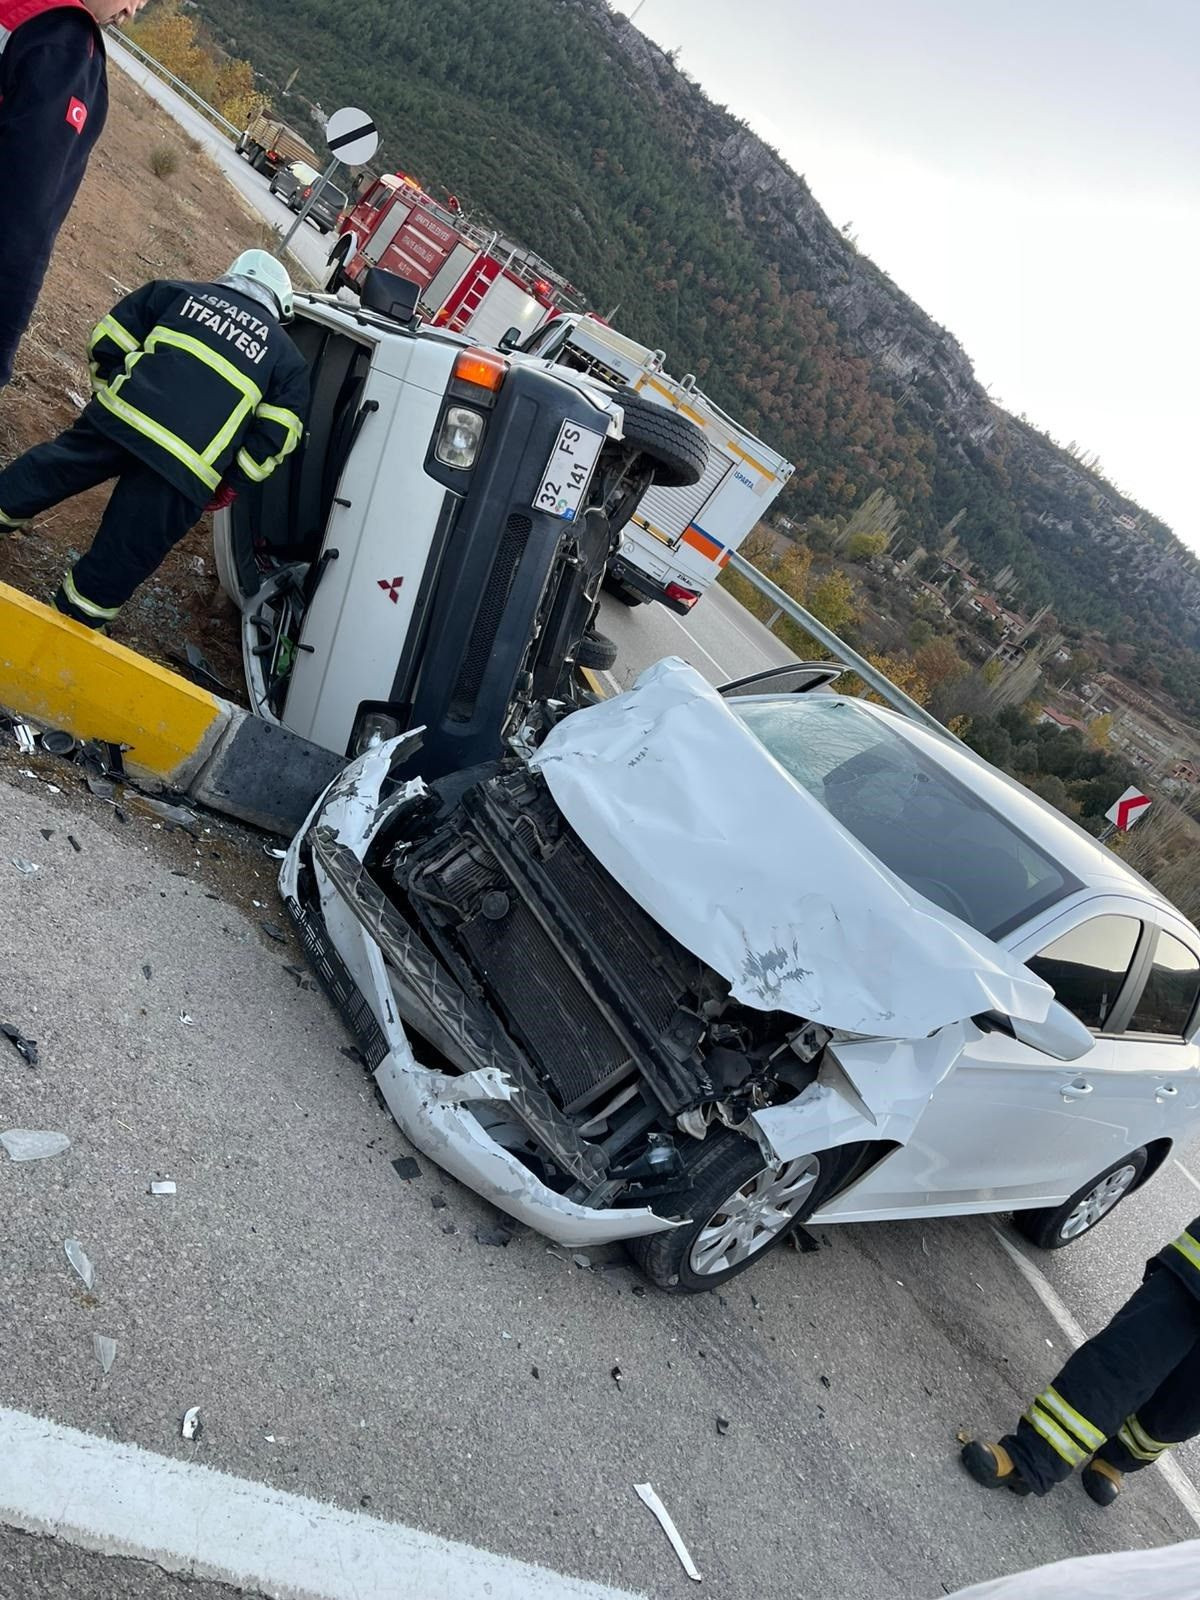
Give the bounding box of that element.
[709,584,790,659]
[1174,1159,1200,1195]
[0,1406,645,1600]
[658,606,729,677]
[991,1229,1200,1531]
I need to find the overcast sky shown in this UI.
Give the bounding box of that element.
[611,0,1200,550]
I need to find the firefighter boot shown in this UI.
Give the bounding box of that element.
[1081,1458,1123,1508]
[52,578,113,633]
[960,1439,1031,1496]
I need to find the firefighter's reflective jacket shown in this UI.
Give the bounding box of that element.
[86,278,309,501]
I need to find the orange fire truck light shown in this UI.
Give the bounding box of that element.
[452,349,509,392]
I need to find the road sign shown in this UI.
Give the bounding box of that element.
[1105,785,1152,832]
[325,106,379,167]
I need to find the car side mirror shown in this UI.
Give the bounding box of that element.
[498,326,524,353]
[978,1001,1093,1062]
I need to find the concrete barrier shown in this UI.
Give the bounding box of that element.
[0,581,343,835]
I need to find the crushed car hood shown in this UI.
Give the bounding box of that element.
[531,659,1053,1039]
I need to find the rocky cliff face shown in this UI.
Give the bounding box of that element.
[576,0,1200,657]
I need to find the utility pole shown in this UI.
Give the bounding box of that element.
[627,0,649,21]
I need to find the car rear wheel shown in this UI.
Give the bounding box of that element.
[614,387,708,489]
[626,1129,852,1293]
[1013,1148,1148,1250]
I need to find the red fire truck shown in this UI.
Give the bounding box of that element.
[326,174,585,345]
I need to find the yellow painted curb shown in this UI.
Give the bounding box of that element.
[0,581,228,783]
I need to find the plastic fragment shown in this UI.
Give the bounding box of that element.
[1,1129,70,1162]
[41,729,77,757]
[633,1483,701,1582]
[64,1239,94,1291]
[143,964,152,980]
[611,1364,624,1387]
[430,1193,448,1211]
[85,773,116,800]
[13,723,36,754]
[44,784,61,795]
[0,1023,39,1067]
[68,835,82,853]
[39,828,54,841]
[715,1416,730,1436]
[260,920,288,944]
[391,1156,421,1181]
[184,641,226,691]
[475,1225,512,1247]
[11,857,39,874]
[93,1334,117,1375]
[531,1365,540,1380]
[149,1180,177,1196]
[137,796,200,833]
[264,845,287,860]
[572,1253,592,1270]
[181,1406,201,1441]
[179,1012,195,1027]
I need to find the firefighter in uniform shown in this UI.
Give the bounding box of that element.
[962,1217,1200,1506]
[0,0,148,387]
[0,250,309,628]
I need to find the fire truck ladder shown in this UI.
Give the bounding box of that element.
[449,258,498,331]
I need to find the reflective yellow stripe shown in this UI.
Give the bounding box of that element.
[89,313,139,356]
[144,327,263,404]
[0,506,29,528]
[1118,1423,1159,1463]
[1037,1387,1105,1452]
[202,393,255,466]
[93,385,220,492]
[1127,1414,1169,1456]
[236,403,303,482]
[257,402,303,436]
[1170,1230,1200,1275]
[1025,1404,1088,1467]
[63,570,120,621]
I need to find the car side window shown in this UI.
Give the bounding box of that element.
[1026,915,1141,1030]
[1127,932,1200,1038]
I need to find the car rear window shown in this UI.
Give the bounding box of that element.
[735,698,1075,939]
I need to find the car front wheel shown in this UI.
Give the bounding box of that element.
[1013,1148,1148,1250]
[626,1129,852,1292]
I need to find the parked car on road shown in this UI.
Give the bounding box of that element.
[282,657,1200,1291]
[268,162,347,234]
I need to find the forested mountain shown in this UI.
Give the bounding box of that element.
[193,0,1200,710]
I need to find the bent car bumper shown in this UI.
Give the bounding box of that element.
[280,739,679,1248]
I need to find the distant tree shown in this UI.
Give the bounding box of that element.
[908,618,935,651]
[808,571,858,635]
[845,530,889,562]
[1088,713,1113,749]
[913,637,967,692]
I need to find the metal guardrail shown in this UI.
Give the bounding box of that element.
[726,549,952,738]
[106,28,241,141]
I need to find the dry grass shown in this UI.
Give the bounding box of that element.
[148,143,180,179]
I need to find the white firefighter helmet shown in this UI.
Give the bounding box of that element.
[227,250,295,321]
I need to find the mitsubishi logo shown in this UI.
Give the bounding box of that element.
[377,575,404,604]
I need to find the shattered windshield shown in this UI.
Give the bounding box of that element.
[734,698,1075,940]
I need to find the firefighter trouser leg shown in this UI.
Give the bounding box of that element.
[0,412,128,530]
[1093,1328,1200,1477]
[66,458,206,623]
[1003,1269,1200,1495]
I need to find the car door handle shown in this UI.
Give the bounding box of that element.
[1060,1080,1094,1100]
[1155,1083,1179,1102]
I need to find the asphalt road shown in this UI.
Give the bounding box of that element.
[9,41,1199,1600]
[597,579,795,690]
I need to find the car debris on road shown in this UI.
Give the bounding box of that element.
[0,1129,70,1162]
[64,1239,94,1291]
[634,1482,701,1583]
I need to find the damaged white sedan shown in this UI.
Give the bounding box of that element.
[281,659,1200,1291]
